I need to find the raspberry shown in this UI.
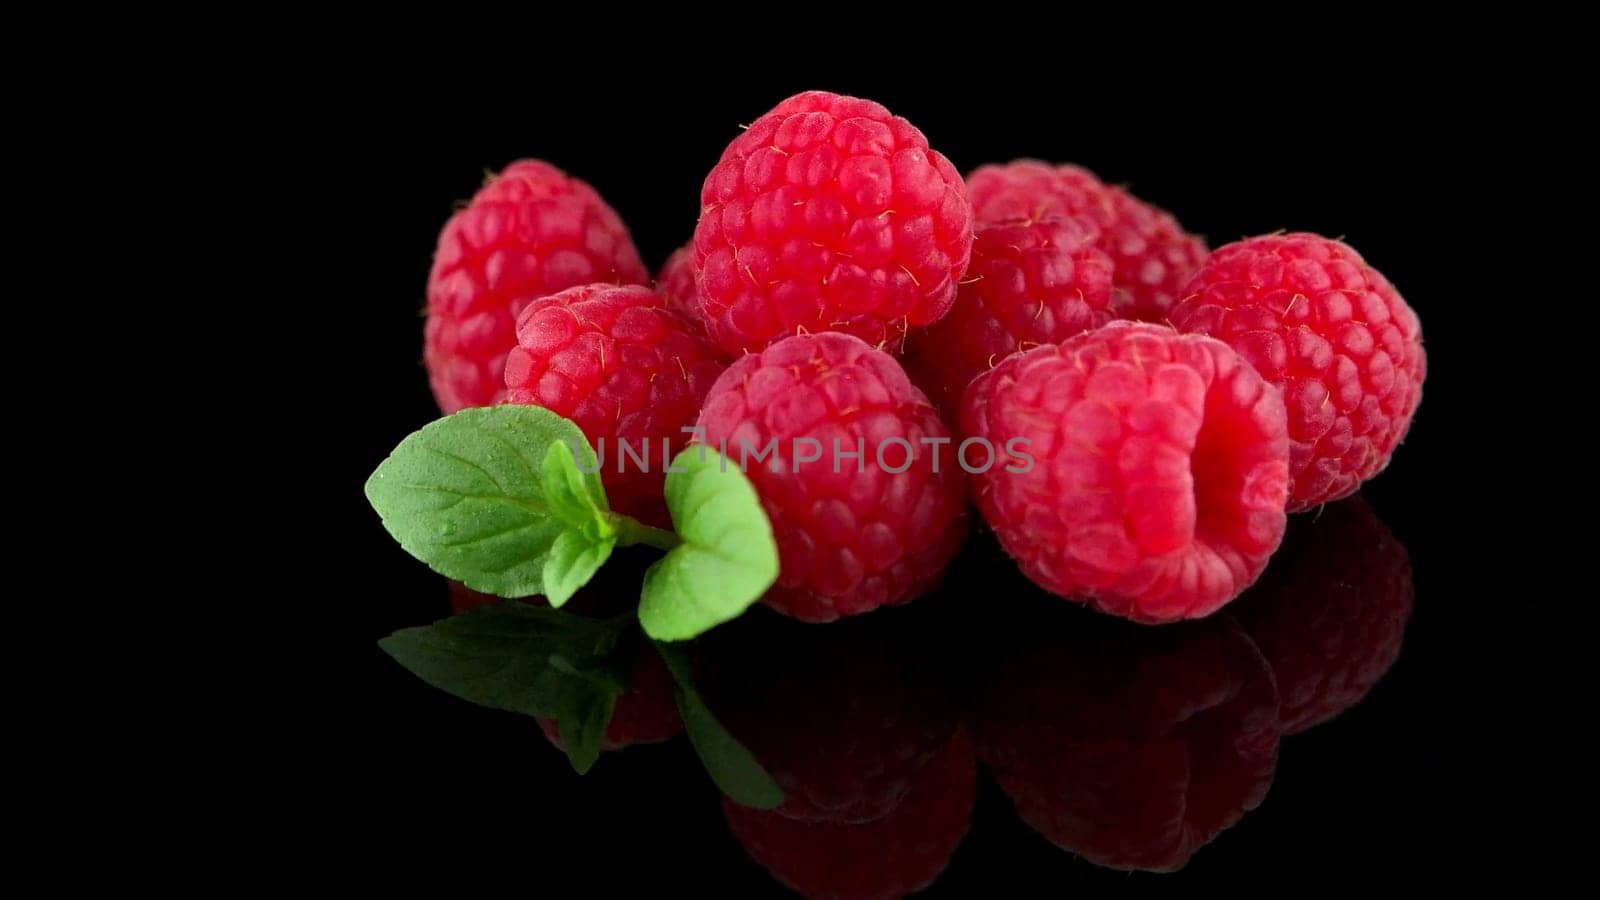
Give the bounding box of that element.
[537,642,684,752]
[503,283,726,527]
[903,215,1115,414]
[699,615,957,824]
[722,728,975,900]
[425,160,649,413]
[1233,496,1413,734]
[695,333,968,622]
[692,91,973,357]
[966,160,1207,323]
[653,243,714,341]
[1169,233,1425,510]
[960,322,1290,623]
[975,608,1280,872]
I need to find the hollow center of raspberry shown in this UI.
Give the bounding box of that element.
[1189,387,1260,555]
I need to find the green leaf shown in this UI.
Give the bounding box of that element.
[377,602,625,718]
[542,439,611,536]
[554,683,618,775]
[639,448,779,641]
[655,641,783,810]
[543,531,616,608]
[363,406,609,598]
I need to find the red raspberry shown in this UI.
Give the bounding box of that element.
[975,610,1280,872]
[960,322,1290,623]
[425,160,649,413]
[722,728,976,900]
[537,642,684,752]
[966,160,1207,323]
[692,91,973,357]
[504,283,726,527]
[698,615,958,824]
[903,215,1115,414]
[1169,233,1425,511]
[695,333,968,622]
[653,243,707,332]
[1233,496,1413,734]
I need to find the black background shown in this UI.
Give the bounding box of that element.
[312,67,1490,891]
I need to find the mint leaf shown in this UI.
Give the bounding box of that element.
[377,602,625,718]
[554,682,618,775]
[655,641,783,810]
[639,448,779,641]
[364,406,609,598]
[543,531,615,608]
[542,439,611,535]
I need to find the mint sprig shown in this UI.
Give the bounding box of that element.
[368,406,785,797]
[367,407,776,640]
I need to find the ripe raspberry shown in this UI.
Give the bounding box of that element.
[961,322,1290,623]
[699,615,957,824]
[1169,233,1425,511]
[653,243,715,341]
[504,283,725,527]
[537,642,684,752]
[966,160,1207,323]
[695,333,968,622]
[975,608,1280,872]
[903,215,1115,414]
[722,728,976,900]
[693,90,973,357]
[1233,496,1413,734]
[425,160,649,413]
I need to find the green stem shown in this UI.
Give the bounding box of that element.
[613,514,681,551]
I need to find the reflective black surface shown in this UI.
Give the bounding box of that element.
[338,494,1442,892]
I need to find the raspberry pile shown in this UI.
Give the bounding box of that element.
[420,88,1425,626]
